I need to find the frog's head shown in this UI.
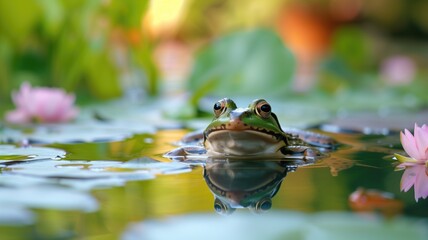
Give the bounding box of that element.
[203,160,288,214]
[204,98,288,157]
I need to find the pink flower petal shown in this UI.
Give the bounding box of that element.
[413,165,428,202]
[12,82,32,108]
[421,125,428,158]
[400,165,418,192]
[414,124,428,160]
[5,82,78,124]
[400,130,421,160]
[46,91,77,122]
[50,92,75,121]
[397,162,418,169]
[59,107,78,122]
[36,92,60,121]
[5,109,31,124]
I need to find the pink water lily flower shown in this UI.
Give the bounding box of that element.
[5,82,78,124]
[395,124,428,202]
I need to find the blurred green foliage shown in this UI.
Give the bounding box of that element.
[317,27,373,94]
[179,0,284,40]
[180,0,428,112]
[314,24,428,110]
[0,0,157,106]
[1,0,427,115]
[331,27,372,72]
[188,28,295,105]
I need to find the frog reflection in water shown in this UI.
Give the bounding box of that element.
[166,98,336,159]
[204,159,295,214]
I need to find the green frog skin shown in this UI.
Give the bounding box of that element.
[203,98,333,158]
[164,98,336,160]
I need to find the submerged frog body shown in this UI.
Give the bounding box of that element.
[166,98,336,160]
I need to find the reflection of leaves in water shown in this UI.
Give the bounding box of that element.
[304,151,390,176]
[49,133,156,161]
[309,157,357,176]
[299,131,402,176]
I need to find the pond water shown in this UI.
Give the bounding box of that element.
[1,101,428,240]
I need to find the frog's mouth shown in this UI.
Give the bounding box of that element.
[204,130,287,157]
[205,126,285,141]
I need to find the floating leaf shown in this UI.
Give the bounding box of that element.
[0,145,65,163]
[2,158,191,191]
[0,186,98,212]
[122,211,428,240]
[2,121,156,144]
[321,111,428,134]
[121,158,191,175]
[0,205,35,226]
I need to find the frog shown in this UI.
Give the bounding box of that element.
[165,98,336,160]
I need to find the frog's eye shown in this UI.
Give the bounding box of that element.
[213,100,226,117]
[255,101,271,118]
[214,198,235,215]
[251,197,272,213]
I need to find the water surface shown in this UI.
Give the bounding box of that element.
[1,107,427,240]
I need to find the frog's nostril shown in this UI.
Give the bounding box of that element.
[229,109,246,120]
[229,111,241,120]
[230,112,242,120]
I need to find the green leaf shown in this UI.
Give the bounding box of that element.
[394,153,418,164]
[85,52,122,99]
[37,0,64,37]
[108,0,149,28]
[188,28,295,104]
[0,0,41,44]
[132,44,159,96]
[331,26,371,71]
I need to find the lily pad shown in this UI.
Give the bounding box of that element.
[0,174,52,188]
[58,178,128,191]
[121,158,191,175]
[0,145,65,163]
[321,110,428,134]
[0,186,98,212]
[0,206,35,226]
[2,158,191,190]
[80,100,184,129]
[2,121,156,144]
[3,160,152,179]
[122,211,428,240]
